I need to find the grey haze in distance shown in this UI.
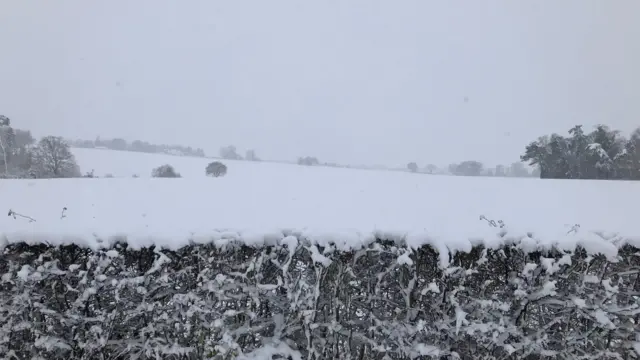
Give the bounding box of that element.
[0,0,638,168]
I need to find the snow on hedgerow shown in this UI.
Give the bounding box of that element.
[0,148,638,358]
[0,151,639,259]
[1,238,637,359]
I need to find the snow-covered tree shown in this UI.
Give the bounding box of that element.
[522,124,637,180]
[245,149,260,161]
[297,156,319,166]
[151,164,181,178]
[205,161,227,177]
[509,161,529,177]
[451,160,484,176]
[220,145,242,160]
[495,164,507,177]
[424,164,438,174]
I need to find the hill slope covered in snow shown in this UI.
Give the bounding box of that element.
[72,147,297,178]
[0,148,637,359]
[0,147,636,262]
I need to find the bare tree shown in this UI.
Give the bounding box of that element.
[0,115,14,176]
[0,128,9,176]
[0,121,33,178]
[407,162,418,172]
[31,136,81,178]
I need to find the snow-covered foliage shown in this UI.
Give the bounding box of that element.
[522,124,639,180]
[1,140,638,359]
[297,156,319,166]
[151,164,181,178]
[1,240,638,359]
[206,161,227,177]
[407,162,418,172]
[220,145,242,160]
[245,149,260,162]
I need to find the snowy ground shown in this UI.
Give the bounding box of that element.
[0,148,637,262]
[72,147,297,178]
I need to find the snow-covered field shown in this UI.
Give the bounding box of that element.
[73,147,284,178]
[0,147,637,264]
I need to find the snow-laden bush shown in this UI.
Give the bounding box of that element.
[0,240,638,359]
[151,164,181,178]
[206,161,227,177]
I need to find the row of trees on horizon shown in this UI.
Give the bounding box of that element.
[405,124,640,181]
[0,115,236,180]
[407,160,541,178]
[69,135,354,169]
[3,114,640,181]
[70,137,207,158]
[65,122,640,181]
[70,137,266,163]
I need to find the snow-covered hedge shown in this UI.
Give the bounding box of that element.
[1,239,639,360]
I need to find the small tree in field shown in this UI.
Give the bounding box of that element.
[152,164,181,178]
[219,145,242,160]
[245,149,260,161]
[297,156,319,166]
[407,162,418,172]
[32,136,81,178]
[424,164,438,174]
[206,161,227,177]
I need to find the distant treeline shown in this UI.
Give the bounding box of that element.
[406,161,539,178]
[8,112,639,181]
[407,124,640,181]
[70,137,206,158]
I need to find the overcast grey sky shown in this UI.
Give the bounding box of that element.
[0,1,638,167]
